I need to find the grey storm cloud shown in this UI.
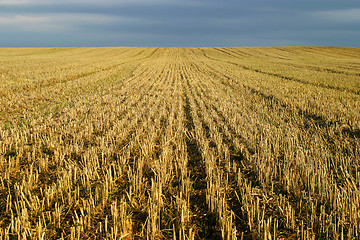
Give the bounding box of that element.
[0,0,359,47]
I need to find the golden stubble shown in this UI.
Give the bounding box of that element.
[0,47,359,239]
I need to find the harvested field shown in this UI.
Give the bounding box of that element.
[0,47,360,239]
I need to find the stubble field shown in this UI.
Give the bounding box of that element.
[0,47,360,239]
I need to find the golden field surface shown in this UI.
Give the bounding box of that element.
[0,47,360,239]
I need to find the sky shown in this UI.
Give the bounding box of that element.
[0,0,359,47]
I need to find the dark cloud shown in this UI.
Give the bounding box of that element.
[0,0,359,47]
